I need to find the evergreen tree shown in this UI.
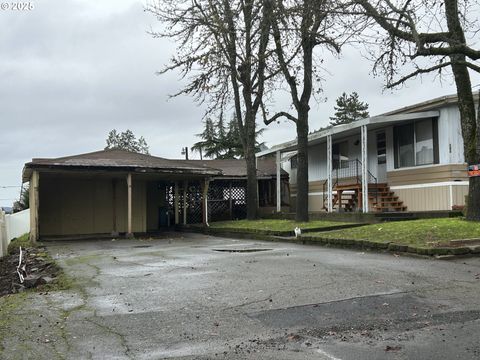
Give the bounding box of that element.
[105,129,150,154]
[13,185,29,213]
[329,92,369,126]
[191,118,219,158]
[192,115,265,159]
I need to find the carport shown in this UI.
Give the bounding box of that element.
[22,149,221,241]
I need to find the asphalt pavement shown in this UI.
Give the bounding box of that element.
[1,232,480,359]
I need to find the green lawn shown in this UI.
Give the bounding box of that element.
[209,219,352,232]
[311,218,480,247]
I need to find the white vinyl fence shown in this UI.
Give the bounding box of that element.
[0,209,30,258]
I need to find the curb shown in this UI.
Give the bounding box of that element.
[176,223,366,237]
[177,227,480,260]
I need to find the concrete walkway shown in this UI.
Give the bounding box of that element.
[1,232,480,359]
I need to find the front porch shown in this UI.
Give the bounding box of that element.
[321,159,407,213]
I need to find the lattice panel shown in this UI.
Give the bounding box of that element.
[208,180,247,221]
[186,182,203,224]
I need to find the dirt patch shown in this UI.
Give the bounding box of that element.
[0,247,61,297]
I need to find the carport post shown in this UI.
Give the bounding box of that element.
[202,179,210,225]
[112,179,118,236]
[127,173,133,237]
[29,171,39,243]
[183,180,188,225]
[174,182,179,225]
[276,150,281,213]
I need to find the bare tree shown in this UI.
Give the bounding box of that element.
[349,0,480,220]
[147,0,273,219]
[262,0,343,222]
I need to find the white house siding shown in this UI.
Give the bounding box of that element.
[385,125,395,172]
[437,105,465,164]
[290,132,380,187]
[308,143,327,181]
[282,157,296,184]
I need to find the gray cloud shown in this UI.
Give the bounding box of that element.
[1,0,479,205]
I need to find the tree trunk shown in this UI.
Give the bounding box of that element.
[244,112,258,220]
[295,108,309,222]
[450,62,479,220]
[445,0,479,220]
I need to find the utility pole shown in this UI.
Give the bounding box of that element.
[181,147,189,160]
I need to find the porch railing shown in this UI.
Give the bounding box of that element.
[322,159,378,211]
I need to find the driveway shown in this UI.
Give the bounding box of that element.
[2,233,480,359]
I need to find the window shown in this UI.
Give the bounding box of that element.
[394,118,438,168]
[333,141,349,169]
[415,120,434,165]
[290,155,297,169]
[377,132,386,165]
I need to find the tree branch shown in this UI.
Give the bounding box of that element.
[261,102,297,124]
[387,61,452,88]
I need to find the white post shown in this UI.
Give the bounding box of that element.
[183,180,188,225]
[127,173,133,236]
[276,151,281,213]
[174,181,179,225]
[327,135,333,212]
[361,125,369,213]
[202,179,210,225]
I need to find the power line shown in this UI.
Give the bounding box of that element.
[0,186,21,188]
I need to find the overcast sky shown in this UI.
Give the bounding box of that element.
[1,0,479,207]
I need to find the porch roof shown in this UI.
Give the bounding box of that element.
[255,110,439,157]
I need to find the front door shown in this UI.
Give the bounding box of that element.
[376,132,387,183]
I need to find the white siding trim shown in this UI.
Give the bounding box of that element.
[388,162,466,172]
[390,181,469,190]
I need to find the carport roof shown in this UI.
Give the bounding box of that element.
[23,149,222,181]
[22,149,288,182]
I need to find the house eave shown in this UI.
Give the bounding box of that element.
[256,110,440,157]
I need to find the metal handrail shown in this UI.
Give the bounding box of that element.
[322,158,378,211]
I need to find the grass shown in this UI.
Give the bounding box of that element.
[209,219,353,232]
[310,218,480,248]
[7,233,34,254]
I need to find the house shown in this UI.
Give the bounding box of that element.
[256,93,478,213]
[22,149,288,241]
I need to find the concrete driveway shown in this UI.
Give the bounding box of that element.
[2,232,480,359]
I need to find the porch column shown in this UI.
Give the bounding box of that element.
[276,150,281,213]
[174,181,179,225]
[112,179,118,236]
[361,125,369,213]
[29,171,39,243]
[127,173,133,237]
[183,180,188,225]
[202,179,210,225]
[326,135,333,212]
